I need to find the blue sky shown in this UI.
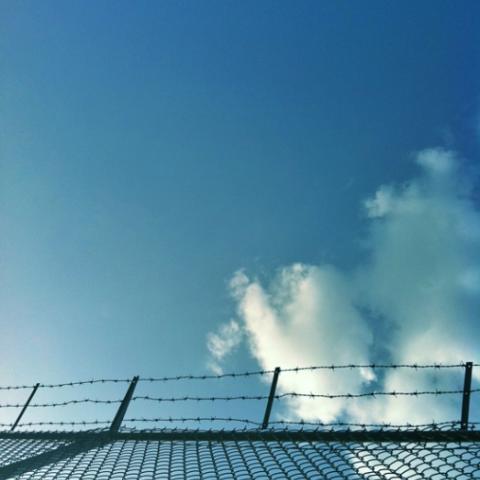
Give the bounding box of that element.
[1,1,479,427]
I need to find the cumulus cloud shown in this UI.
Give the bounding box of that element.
[416,147,456,175]
[355,148,480,423]
[364,185,395,218]
[229,264,375,421]
[207,148,480,424]
[206,319,243,374]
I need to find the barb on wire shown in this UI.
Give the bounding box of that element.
[139,363,475,382]
[124,417,262,426]
[133,395,269,402]
[281,363,476,372]
[0,384,38,391]
[6,420,112,427]
[39,379,131,388]
[0,362,475,390]
[275,388,480,400]
[132,388,479,404]
[268,420,480,430]
[0,398,123,409]
[140,370,272,382]
[0,379,132,391]
[4,419,477,431]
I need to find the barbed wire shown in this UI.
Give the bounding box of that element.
[268,420,480,429]
[0,399,123,408]
[4,419,255,428]
[0,387,473,408]
[0,362,475,390]
[140,362,476,382]
[132,388,479,403]
[1,419,477,430]
[0,420,111,428]
[275,388,480,399]
[0,379,131,391]
[124,417,262,425]
[0,418,262,428]
[281,363,476,372]
[0,387,476,409]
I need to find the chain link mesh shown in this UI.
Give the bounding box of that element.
[0,427,479,479]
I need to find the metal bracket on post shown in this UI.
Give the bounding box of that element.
[109,376,139,434]
[461,362,473,431]
[261,367,280,429]
[11,383,40,432]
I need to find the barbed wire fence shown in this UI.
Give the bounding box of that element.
[0,362,479,479]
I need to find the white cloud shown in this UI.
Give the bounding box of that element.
[214,265,376,422]
[364,185,395,218]
[355,147,480,423]
[206,319,243,374]
[416,147,456,175]
[207,148,480,424]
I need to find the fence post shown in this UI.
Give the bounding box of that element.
[460,362,473,431]
[110,376,139,434]
[261,367,281,429]
[10,383,40,432]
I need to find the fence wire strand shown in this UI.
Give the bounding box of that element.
[0,362,476,390]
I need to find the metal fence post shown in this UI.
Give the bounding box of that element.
[110,376,139,434]
[460,362,473,431]
[261,367,281,429]
[10,383,40,432]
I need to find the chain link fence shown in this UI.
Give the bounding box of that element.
[0,426,479,479]
[1,364,478,478]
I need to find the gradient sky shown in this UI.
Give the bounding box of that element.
[1,1,479,427]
